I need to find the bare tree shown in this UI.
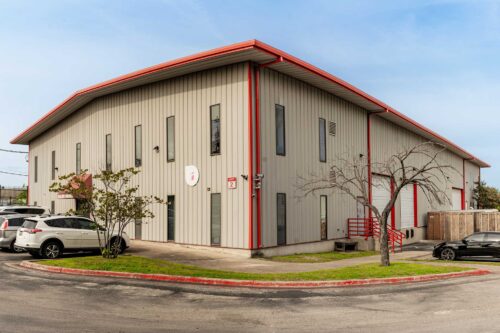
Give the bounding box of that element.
[297,142,457,266]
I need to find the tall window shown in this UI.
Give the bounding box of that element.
[211,193,221,245]
[319,118,326,162]
[320,195,327,240]
[51,151,56,180]
[34,156,38,183]
[76,143,81,174]
[210,104,221,155]
[277,193,287,245]
[50,201,55,214]
[166,116,175,162]
[135,125,142,167]
[275,104,285,156]
[105,134,112,171]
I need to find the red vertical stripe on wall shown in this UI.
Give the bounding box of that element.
[27,144,30,205]
[247,63,254,249]
[462,159,466,210]
[367,114,372,219]
[413,183,418,227]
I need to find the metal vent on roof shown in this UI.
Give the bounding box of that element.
[328,121,336,136]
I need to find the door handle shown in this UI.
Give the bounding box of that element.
[81,232,89,235]
[56,232,63,235]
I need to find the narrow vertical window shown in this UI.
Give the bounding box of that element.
[319,118,326,162]
[210,104,221,155]
[320,195,327,240]
[76,143,81,174]
[51,151,56,180]
[166,116,175,161]
[135,125,142,167]
[50,201,55,214]
[211,193,221,245]
[277,193,287,245]
[105,134,112,171]
[167,195,175,241]
[34,156,38,183]
[275,104,285,156]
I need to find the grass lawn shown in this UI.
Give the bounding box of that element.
[38,255,472,281]
[268,251,379,263]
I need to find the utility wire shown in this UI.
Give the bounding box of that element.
[0,148,28,154]
[0,170,28,177]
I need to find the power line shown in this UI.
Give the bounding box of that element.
[0,170,28,177]
[0,148,28,154]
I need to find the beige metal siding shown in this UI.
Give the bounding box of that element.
[371,116,465,228]
[464,160,480,209]
[259,68,367,247]
[28,63,250,249]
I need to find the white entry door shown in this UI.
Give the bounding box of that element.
[452,189,462,210]
[372,175,392,223]
[400,185,414,229]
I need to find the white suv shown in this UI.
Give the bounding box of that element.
[15,216,130,259]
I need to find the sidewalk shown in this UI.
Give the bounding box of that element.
[127,240,433,273]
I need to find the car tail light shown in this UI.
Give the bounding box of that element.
[1,220,8,230]
[25,228,43,234]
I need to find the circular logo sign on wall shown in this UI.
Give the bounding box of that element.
[185,165,200,187]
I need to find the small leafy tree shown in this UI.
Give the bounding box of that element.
[16,189,27,204]
[297,142,457,266]
[50,168,164,258]
[473,181,500,210]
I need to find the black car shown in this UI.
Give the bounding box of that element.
[433,232,500,260]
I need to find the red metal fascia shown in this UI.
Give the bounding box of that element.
[247,63,254,250]
[254,66,262,249]
[390,178,396,229]
[413,183,418,227]
[11,40,260,144]
[252,40,489,168]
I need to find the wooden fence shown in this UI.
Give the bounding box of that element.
[427,210,499,241]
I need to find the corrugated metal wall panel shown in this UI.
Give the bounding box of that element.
[28,63,249,249]
[259,68,367,247]
[370,116,465,228]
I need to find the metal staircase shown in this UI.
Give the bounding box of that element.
[347,218,405,253]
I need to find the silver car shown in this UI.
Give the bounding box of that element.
[0,214,35,252]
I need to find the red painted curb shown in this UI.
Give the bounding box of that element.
[19,261,491,289]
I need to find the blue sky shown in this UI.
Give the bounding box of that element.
[0,0,498,188]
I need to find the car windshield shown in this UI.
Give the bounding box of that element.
[22,220,38,229]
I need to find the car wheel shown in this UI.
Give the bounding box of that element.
[42,241,62,259]
[10,240,24,253]
[110,238,126,255]
[440,247,456,261]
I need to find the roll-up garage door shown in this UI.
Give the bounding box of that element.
[452,189,462,210]
[400,185,414,229]
[372,175,392,223]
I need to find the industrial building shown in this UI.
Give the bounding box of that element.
[11,40,489,256]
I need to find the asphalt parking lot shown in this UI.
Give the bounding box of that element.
[2,249,500,333]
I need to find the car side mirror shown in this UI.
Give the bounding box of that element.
[462,239,468,244]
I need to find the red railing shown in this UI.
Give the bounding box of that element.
[347,218,405,253]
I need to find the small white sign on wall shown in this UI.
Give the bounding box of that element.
[185,165,200,187]
[227,177,237,189]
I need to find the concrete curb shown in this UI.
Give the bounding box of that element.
[19,261,491,289]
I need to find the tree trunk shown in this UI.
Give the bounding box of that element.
[379,217,391,266]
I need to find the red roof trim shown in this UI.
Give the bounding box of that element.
[11,39,489,168]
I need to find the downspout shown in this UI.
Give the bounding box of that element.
[413,183,418,227]
[247,63,254,249]
[390,178,396,229]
